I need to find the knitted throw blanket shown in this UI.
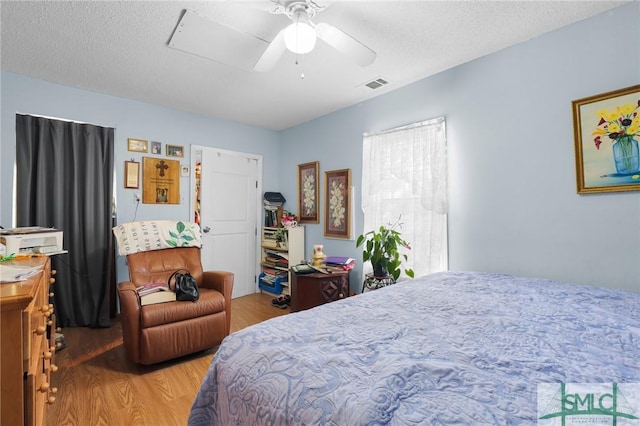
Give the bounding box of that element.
[112,220,202,256]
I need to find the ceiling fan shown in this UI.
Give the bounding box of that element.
[253,0,376,72]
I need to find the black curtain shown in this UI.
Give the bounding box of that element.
[16,114,114,327]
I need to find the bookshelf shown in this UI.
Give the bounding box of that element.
[259,226,305,295]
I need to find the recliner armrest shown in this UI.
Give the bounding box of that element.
[201,271,234,334]
[117,281,142,362]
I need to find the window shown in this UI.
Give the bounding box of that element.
[362,117,448,278]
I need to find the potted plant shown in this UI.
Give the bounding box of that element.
[356,219,415,282]
[273,227,287,248]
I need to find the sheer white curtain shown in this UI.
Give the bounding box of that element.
[362,117,448,279]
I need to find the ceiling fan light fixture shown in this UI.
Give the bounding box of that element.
[283,10,317,54]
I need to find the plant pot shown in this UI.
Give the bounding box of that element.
[372,264,388,277]
[362,273,395,292]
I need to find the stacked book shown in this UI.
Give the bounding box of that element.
[325,256,356,271]
[264,192,285,227]
[263,249,289,269]
[136,282,176,306]
[261,267,289,285]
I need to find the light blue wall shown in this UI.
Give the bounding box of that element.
[0,72,281,283]
[1,3,638,292]
[278,2,640,292]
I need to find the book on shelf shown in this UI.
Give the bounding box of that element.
[262,267,288,277]
[260,273,288,285]
[136,283,176,306]
[263,206,284,227]
[263,192,286,205]
[265,249,288,260]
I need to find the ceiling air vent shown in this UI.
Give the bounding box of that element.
[365,78,389,90]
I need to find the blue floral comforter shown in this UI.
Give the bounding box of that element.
[188,271,640,425]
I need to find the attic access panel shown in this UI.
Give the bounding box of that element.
[168,10,268,71]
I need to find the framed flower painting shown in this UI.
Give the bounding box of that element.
[572,85,640,193]
[324,168,351,239]
[298,161,319,223]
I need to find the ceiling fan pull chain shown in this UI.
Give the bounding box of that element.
[295,53,306,79]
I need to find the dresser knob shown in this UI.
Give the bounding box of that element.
[51,269,57,275]
[56,342,63,349]
[49,303,54,310]
[51,387,58,394]
[35,326,46,335]
[47,396,56,404]
[49,277,56,284]
[39,382,50,392]
[50,345,56,353]
[55,327,61,332]
[44,351,53,359]
[47,320,53,326]
[338,293,344,298]
[49,292,55,297]
[50,364,59,373]
[41,305,49,313]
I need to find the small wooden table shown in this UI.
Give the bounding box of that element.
[290,270,349,312]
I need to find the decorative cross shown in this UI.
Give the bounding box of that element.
[156,160,169,177]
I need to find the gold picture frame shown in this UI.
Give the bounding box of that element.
[324,168,351,239]
[166,144,184,158]
[142,157,180,204]
[298,161,319,223]
[124,160,140,189]
[572,85,640,193]
[127,138,148,153]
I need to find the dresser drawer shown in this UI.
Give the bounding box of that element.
[25,276,48,372]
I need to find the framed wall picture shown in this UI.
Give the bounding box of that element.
[298,161,319,223]
[124,160,140,189]
[151,141,162,155]
[572,84,640,193]
[166,144,184,158]
[127,138,148,153]
[180,165,189,177]
[324,168,351,239]
[142,157,180,204]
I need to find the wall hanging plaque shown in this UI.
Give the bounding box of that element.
[142,157,180,204]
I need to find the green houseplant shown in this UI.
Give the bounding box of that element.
[356,220,415,281]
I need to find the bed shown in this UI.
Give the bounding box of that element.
[188,271,640,425]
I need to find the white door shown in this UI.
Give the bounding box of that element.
[199,148,260,298]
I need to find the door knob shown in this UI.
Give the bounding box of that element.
[202,226,210,233]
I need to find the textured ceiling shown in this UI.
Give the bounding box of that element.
[0,1,629,131]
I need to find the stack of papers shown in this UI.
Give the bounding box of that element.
[0,265,41,282]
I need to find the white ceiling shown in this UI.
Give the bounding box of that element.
[0,1,628,131]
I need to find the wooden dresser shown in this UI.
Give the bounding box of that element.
[1,256,58,426]
[290,270,349,312]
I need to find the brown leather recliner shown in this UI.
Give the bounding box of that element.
[117,247,233,365]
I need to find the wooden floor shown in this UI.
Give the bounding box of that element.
[46,292,288,426]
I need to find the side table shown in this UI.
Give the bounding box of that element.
[290,270,349,312]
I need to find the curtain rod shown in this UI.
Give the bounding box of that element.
[363,116,445,138]
[16,112,115,129]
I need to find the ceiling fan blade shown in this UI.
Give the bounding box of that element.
[253,29,286,72]
[315,22,376,67]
